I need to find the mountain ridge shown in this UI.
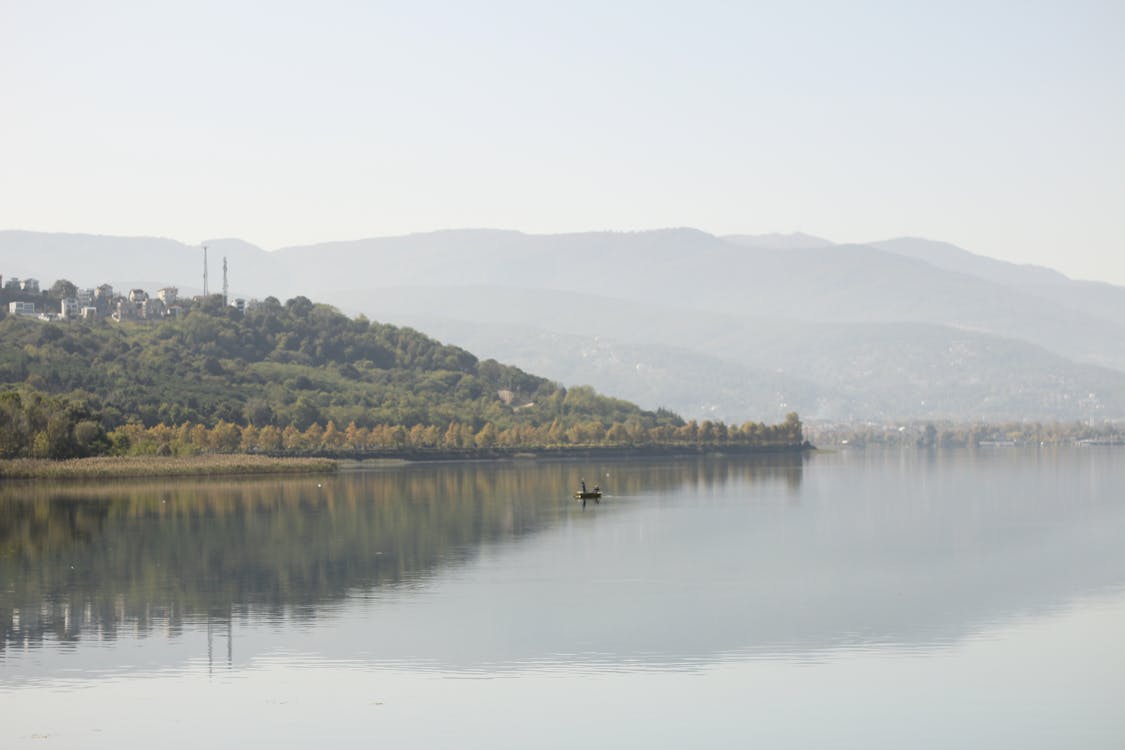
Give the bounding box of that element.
[4,227,1123,422]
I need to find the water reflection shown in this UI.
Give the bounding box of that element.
[0,454,803,656]
[3,449,1125,681]
[4,449,1124,750]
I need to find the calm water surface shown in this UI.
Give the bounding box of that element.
[2,448,1124,748]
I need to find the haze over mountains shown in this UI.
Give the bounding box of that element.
[3,228,1124,423]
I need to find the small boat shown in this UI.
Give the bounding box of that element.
[574,490,602,500]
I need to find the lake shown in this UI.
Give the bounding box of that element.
[2,448,1124,748]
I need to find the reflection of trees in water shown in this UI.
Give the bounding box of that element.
[0,455,803,651]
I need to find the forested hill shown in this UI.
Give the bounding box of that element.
[0,295,675,433]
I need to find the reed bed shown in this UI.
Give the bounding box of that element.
[0,454,338,480]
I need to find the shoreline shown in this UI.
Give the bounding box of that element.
[283,441,811,465]
[0,443,810,480]
[0,455,339,481]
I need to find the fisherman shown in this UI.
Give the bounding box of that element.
[580,478,587,493]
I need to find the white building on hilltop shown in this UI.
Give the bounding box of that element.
[8,301,36,316]
[60,298,80,319]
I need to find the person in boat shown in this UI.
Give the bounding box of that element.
[580,478,587,493]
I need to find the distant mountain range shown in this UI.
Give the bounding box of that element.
[3,228,1123,422]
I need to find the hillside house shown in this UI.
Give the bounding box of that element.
[8,301,36,316]
[60,297,79,319]
[4,277,21,291]
[157,287,178,304]
[20,278,40,293]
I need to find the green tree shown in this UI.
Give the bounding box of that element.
[474,422,498,449]
[605,423,630,445]
[210,420,242,453]
[49,279,78,299]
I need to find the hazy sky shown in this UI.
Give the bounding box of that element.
[3,1,1123,283]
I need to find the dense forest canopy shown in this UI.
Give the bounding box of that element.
[1,295,638,424]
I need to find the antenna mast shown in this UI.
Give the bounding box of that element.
[202,245,209,297]
[222,257,229,306]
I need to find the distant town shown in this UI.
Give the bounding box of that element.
[0,269,258,323]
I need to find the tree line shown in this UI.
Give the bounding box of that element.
[806,419,1123,448]
[105,412,805,457]
[0,388,803,459]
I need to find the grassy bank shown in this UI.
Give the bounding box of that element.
[0,454,338,480]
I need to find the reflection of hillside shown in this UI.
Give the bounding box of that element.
[0,455,804,652]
